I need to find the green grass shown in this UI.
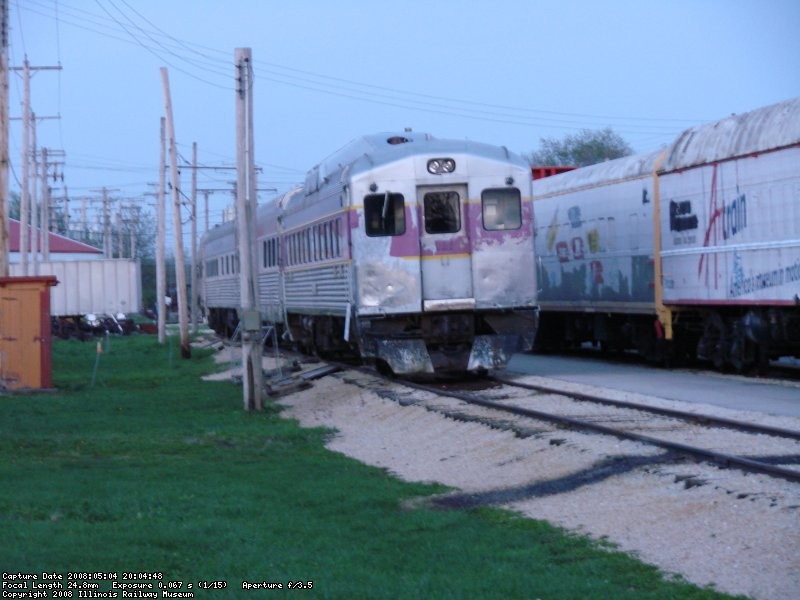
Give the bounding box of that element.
[0,335,740,599]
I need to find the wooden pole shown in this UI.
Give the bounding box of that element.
[203,190,209,233]
[161,67,190,358]
[0,0,8,277]
[19,58,29,275]
[30,111,38,275]
[40,147,49,260]
[102,186,111,258]
[191,141,198,334]
[235,47,262,410]
[157,118,167,344]
[63,185,69,234]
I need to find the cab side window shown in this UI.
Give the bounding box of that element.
[365,193,406,236]
[482,188,521,230]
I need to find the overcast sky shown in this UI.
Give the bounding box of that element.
[9,0,800,243]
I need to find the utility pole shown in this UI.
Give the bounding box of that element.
[89,187,118,258]
[155,122,167,344]
[161,67,190,358]
[40,147,49,260]
[179,163,237,231]
[80,196,88,239]
[103,187,111,257]
[235,47,262,410]
[195,186,234,323]
[116,210,123,258]
[191,142,198,333]
[196,187,237,233]
[124,201,141,259]
[0,0,9,276]
[38,148,63,260]
[30,112,38,274]
[63,185,69,234]
[19,63,29,273]
[202,189,210,233]
[12,56,62,275]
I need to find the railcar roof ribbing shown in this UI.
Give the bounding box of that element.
[662,96,800,172]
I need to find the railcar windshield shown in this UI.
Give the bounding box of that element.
[424,191,460,234]
[365,192,406,236]
[482,188,521,230]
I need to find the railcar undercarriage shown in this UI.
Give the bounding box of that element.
[534,306,800,374]
[208,306,539,378]
[353,309,539,377]
[695,307,800,373]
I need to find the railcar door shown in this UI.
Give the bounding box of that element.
[418,185,474,310]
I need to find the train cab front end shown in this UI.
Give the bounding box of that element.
[350,140,538,377]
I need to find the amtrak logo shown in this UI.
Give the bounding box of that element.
[698,164,749,286]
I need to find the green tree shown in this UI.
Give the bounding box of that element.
[526,127,633,167]
[8,191,19,219]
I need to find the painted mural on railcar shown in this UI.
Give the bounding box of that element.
[535,178,655,307]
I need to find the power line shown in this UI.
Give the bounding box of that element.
[18,0,705,133]
[92,0,229,89]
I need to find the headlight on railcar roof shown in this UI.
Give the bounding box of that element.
[427,158,456,174]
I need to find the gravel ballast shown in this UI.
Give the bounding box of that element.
[202,347,799,599]
[274,368,800,600]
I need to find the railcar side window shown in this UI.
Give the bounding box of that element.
[263,238,279,268]
[424,191,460,234]
[365,193,405,236]
[482,188,521,231]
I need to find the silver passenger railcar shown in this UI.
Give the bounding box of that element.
[202,132,539,376]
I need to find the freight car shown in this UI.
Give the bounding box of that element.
[9,258,142,338]
[201,132,539,376]
[532,97,800,372]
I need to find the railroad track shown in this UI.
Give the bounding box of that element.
[407,376,800,482]
[489,374,800,441]
[255,348,800,484]
[391,373,800,484]
[536,347,800,382]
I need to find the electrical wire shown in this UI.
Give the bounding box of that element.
[20,0,702,133]
[11,0,708,229]
[92,0,230,89]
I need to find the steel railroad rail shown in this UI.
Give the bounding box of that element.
[399,377,800,484]
[489,374,800,441]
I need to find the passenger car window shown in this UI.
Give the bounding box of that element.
[424,191,460,234]
[482,188,521,230]
[365,192,406,236]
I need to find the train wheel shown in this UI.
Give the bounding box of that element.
[697,312,728,371]
[755,344,770,377]
[729,318,756,374]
